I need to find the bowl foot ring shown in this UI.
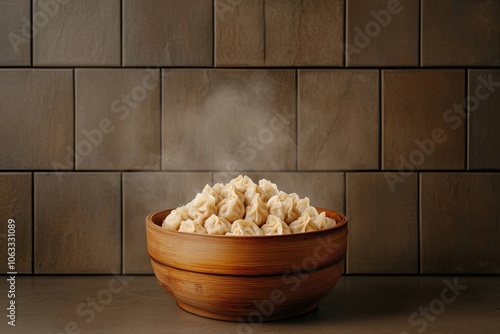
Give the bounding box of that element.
[177,301,318,322]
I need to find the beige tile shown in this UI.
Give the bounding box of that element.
[468,70,500,169]
[215,0,344,66]
[162,69,296,171]
[383,70,465,170]
[0,70,74,170]
[33,0,120,66]
[0,173,32,273]
[75,69,161,170]
[422,0,500,66]
[213,172,344,213]
[34,173,121,274]
[0,0,30,65]
[347,173,418,274]
[346,0,419,66]
[124,0,213,66]
[421,173,500,274]
[215,0,264,66]
[123,172,212,274]
[265,0,344,66]
[298,70,379,170]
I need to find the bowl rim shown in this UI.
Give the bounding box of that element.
[146,207,347,240]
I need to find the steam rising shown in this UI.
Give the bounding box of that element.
[163,71,295,171]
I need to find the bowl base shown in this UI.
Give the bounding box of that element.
[177,301,318,322]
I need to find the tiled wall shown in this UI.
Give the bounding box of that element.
[0,0,499,275]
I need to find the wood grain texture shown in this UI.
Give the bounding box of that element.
[468,70,500,169]
[346,0,419,66]
[151,258,343,321]
[265,0,344,66]
[422,0,500,66]
[299,70,379,170]
[0,70,73,169]
[0,173,32,273]
[383,70,465,170]
[75,69,161,170]
[215,0,343,66]
[0,0,30,65]
[35,173,121,273]
[421,173,500,274]
[33,0,120,66]
[147,207,347,320]
[215,0,264,66]
[146,208,347,275]
[347,172,418,274]
[124,0,212,66]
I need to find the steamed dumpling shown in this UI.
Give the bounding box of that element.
[212,183,224,197]
[178,219,207,234]
[188,193,217,225]
[217,189,245,222]
[288,193,300,205]
[302,205,319,218]
[202,184,223,203]
[258,179,278,202]
[204,214,231,235]
[296,197,310,213]
[162,206,189,231]
[230,175,256,194]
[227,219,264,236]
[165,175,338,236]
[289,213,318,233]
[221,183,245,203]
[268,191,300,224]
[312,211,336,229]
[243,184,264,206]
[261,215,291,235]
[244,193,268,226]
[278,192,300,224]
[267,194,285,221]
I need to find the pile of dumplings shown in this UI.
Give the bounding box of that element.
[162,175,336,236]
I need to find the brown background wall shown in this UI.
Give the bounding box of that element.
[0,0,499,275]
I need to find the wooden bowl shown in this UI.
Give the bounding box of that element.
[146,208,347,322]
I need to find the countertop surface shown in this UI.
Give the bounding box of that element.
[1,276,499,334]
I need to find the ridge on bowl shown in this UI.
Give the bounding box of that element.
[146,207,348,322]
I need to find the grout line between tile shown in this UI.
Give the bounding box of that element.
[344,172,348,274]
[160,69,163,170]
[2,65,499,70]
[379,69,383,170]
[120,0,123,67]
[295,70,299,170]
[465,69,469,170]
[418,0,422,67]
[343,172,347,215]
[212,0,215,67]
[120,172,124,274]
[343,0,347,67]
[262,0,266,64]
[30,0,34,66]
[417,172,421,274]
[2,169,500,174]
[73,69,76,170]
[31,172,35,275]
